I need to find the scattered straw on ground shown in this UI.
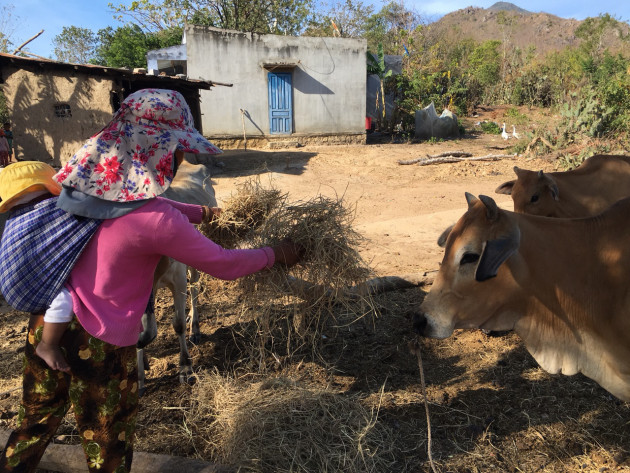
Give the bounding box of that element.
[184,371,398,473]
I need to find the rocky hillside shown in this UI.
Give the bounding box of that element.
[426,2,629,55]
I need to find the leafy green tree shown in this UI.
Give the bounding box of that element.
[93,24,182,68]
[110,0,314,35]
[468,40,501,88]
[364,1,421,54]
[52,26,98,64]
[576,14,627,59]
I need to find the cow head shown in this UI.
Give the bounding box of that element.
[416,193,521,339]
[495,167,560,216]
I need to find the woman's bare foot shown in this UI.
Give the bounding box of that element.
[35,341,71,373]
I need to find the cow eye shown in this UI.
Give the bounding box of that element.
[530,194,539,203]
[460,252,480,266]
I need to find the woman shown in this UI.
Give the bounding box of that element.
[0,89,302,473]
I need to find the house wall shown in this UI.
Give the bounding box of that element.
[1,67,115,166]
[186,25,367,146]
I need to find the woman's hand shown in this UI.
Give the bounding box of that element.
[272,238,305,268]
[202,206,222,222]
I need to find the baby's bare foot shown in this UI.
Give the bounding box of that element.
[35,341,71,373]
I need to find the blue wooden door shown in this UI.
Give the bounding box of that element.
[268,72,293,134]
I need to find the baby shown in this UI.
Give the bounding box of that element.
[0,162,73,372]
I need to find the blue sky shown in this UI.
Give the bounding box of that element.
[7,0,630,59]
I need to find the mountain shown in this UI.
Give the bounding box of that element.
[426,2,629,56]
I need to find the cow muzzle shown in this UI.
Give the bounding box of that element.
[411,312,428,336]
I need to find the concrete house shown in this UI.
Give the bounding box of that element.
[0,53,215,166]
[149,26,367,148]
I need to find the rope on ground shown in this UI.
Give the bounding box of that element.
[409,337,439,473]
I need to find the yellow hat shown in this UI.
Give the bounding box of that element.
[0,161,62,213]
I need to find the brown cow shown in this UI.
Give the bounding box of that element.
[415,193,630,401]
[495,154,630,217]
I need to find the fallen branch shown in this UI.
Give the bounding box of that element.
[0,386,20,397]
[0,429,233,473]
[12,30,44,55]
[525,136,554,154]
[402,153,517,166]
[399,151,473,165]
[426,151,472,159]
[283,271,436,301]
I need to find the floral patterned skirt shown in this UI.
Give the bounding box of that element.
[0,314,138,473]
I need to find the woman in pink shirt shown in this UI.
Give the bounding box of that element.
[0,89,301,473]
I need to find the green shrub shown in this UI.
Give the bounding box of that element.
[480,121,501,134]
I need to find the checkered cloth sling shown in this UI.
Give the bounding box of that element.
[0,197,101,313]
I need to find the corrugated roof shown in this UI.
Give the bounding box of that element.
[0,52,231,89]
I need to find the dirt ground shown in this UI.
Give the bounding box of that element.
[0,108,629,472]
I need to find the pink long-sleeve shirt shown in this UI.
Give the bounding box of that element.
[67,197,275,347]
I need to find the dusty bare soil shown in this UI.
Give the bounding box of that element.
[1,107,629,472]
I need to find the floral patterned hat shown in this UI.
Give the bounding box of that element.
[55,88,222,202]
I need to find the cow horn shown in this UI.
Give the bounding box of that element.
[479,195,499,220]
[539,172,560,201]
[465,192,478,208]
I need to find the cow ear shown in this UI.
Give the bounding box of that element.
[437,224,454,247]
[476,227,521,281]
[479,195,499,220]
[495,180,515,195]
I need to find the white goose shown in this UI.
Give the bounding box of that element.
[501,123,509,140]
[512,125,520,139]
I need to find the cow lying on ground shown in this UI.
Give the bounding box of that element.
[495,154,630,217]
[415,192,630,401]
[137,159,216,393]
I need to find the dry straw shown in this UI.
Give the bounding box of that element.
[198,178,376,368]
[185,371,397,473]
[199,178,286,249]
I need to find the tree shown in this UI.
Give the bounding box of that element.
[304,0,374,38]
[468,40,501,88]
[0,4,21,53]
[367,43,393,126]
[364,1,422,54]
[110,0,314,35]
[93,24,182,68]
[576,14,627,59]
[52,26,98,64]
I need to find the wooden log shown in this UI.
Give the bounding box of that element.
[0,429,233,473]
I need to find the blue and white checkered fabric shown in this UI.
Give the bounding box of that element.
[0,197,101,313]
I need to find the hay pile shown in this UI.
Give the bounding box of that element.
[186,371,397,473]
[199,178,376,366]
[199,178,286,249]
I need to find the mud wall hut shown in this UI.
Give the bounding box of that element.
[0,53,214,166]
